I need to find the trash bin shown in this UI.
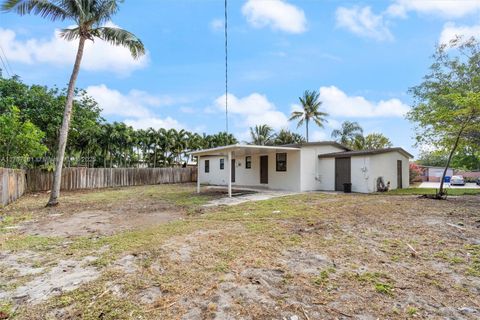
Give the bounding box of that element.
[444,176,451,183]
[343,183,352,193]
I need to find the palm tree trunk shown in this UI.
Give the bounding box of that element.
[47,36,86,206]
[306,119,309,142]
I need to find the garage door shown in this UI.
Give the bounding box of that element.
[335,157,351,191]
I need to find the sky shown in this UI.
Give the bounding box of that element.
[1,0,480,158]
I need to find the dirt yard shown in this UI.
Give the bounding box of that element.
[0,184,479,319]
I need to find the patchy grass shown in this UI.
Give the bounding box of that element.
[0,186,479,319]
[385,187,480,196]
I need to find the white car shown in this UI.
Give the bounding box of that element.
[450,175,465,186]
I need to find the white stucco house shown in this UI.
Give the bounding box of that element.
[190,142,412,197]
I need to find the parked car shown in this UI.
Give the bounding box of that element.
[450,175,465,186]
[477,177,480,186]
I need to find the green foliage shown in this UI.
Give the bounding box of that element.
[331,121,363,147]
[0,105,47,167]
[249,124,275,146]
[332,121,393,150]
[274,129,306,145]
[0,75,238,169]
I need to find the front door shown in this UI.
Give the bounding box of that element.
[231,159,236,183]
[260,155,268,184]
[397,160,402,189]
[335,157,351,191]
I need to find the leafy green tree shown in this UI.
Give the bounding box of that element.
[331,121,363,148]
[274,129,306,145]
[2,0,145,206]
[407,37,480,196]
[357,133,393,150]
[249,125,275,146]
[289,90,328,142]
[0,106,47,167]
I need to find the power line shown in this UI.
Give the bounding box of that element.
[0,44,13,77]
[224,0,228,134]
[0,53,10,77]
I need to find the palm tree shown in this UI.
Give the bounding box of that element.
[249,125,275,145]
[289,90,328,142]
[2,0,145,206]
[274,129,306,145]
[331,121,364,148]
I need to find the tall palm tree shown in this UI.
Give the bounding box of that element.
[289,90,328,142]
[249,124,275,145]
[2,0,145,206]
[331,121,364,148]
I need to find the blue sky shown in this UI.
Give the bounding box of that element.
[1,0,480,157]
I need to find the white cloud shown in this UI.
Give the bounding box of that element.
[210,18,224,31]
[124,117,182,130]
[439,22,480,45]
[387,0,480,19]
[86,84,184,130]
[311,130,328,142]
[0,23,148,75]
[242,0,307,34]
[180,106,195,114]
[214,93,288,130]
[319,86,409,118]
[335,6,393,41]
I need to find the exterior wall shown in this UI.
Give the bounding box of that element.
[306,151,410,193]
[299,145,347,191]
[368,152,410,191]
[233,150,301,191]
[198,151,301,191]
[198,156,228,185]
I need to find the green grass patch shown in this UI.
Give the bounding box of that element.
[384,188,480,196]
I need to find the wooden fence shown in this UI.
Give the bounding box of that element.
[26,167,197,192]
[0,168,27,207]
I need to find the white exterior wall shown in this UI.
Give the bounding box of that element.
[198,156,228,185]
[300,145,346,191]
[367,152,410,192]
[198,151,301,191]
[233,150,301,191]
[350,156,372,193]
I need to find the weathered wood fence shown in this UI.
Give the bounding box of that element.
[26,167,197,192]
[0,168,27,207]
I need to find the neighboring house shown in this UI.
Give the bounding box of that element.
[191,142,412,196]
[417,165,454,182]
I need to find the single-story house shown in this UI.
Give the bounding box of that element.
[190,142,412,197]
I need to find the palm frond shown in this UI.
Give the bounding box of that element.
[2,0,70,20]
[59,27,81,41]
[94,26,145,59]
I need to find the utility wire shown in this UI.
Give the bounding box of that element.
[224,0,229,134]
[0,44,13,77]
[0,53,10,77]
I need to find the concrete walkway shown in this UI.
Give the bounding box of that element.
[203,186,297,207]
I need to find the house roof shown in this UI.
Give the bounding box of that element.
[189,144,300,157]
[281,141,351,150]
[317,147,414,159]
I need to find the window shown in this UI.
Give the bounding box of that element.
[205,160,210,173]
[276,153,287,172]
[220,158,224,170]
[245,156,252,169]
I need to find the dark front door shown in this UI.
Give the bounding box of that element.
[397,160,402,189]
[335,157,351,191]
[260,155,268,184]
[231,159,236,183]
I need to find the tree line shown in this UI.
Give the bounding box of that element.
[0,74,237,169]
